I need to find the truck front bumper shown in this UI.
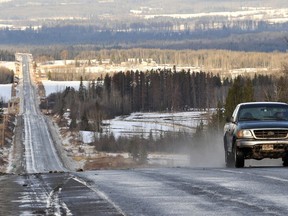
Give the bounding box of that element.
[236,139,288,159]
[236,139,288,148]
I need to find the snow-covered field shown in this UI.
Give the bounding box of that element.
[79,111,210,144]
[102,111,208,139]
[0,84,12,102]
[142,7,288,24]
[77,111,224,168]
[42,80,90,96]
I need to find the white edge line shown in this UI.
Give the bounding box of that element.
[72,176,126,216]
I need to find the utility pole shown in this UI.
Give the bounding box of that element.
[0,115,6,146]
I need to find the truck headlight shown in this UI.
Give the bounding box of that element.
[237,129,253,138]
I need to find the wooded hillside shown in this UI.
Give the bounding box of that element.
[46,68,285,131]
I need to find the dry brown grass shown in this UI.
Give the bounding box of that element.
[84,155,136,170]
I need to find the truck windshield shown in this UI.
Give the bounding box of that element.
[238,104,288,121]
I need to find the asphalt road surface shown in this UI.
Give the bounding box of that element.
[2,166,288,215]
[1,54,288,215]
[20,54,65,173]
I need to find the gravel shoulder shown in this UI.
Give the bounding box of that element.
[44,115,83,171]
[7,116,25,174]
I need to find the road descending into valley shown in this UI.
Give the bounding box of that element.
[20,54,65,173]
[0,53,288,215]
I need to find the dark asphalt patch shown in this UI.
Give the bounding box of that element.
[60,176,124,216]
[0,173,125,216]
[0,175,23,215]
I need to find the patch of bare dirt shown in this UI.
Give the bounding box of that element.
[50,114,148,170]
[84,155,137,170]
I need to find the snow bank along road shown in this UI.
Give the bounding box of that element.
[1,53,288,215]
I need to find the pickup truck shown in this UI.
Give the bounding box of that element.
[224,102,288,168]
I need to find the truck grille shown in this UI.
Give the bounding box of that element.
[253,129,288,139]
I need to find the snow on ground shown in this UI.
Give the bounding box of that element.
[79,111,210,143]
[0,146,11,172]
[0,84,12,102]
[80,131,95,144]
[42,80,90,96]
[0,61,15,71]
[101,111,209,140]
[143,8,288,24]
[42,81,213,168]
[58,110,217,168]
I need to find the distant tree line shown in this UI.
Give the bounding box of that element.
[1,23,288,51]
[35,48,288,80]
[0,67,14,84]
[0,50,15,61]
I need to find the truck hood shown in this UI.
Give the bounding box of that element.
[238,121,288,130]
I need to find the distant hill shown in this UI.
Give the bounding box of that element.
[0,0,288,51]
[0,0,288,26]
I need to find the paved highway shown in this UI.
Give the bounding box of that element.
[1,166,288,215]
[19,54,65,173]
[1,53,288,215]
[78,167,288,216]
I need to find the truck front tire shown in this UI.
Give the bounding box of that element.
[234,147,245,168]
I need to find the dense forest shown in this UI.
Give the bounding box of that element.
[46,69,284,131]
[47,70,224,123]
